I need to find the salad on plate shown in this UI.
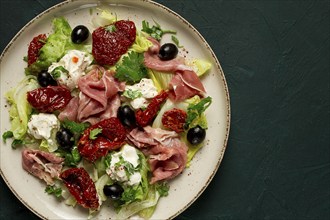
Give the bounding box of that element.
[2,8,212,219]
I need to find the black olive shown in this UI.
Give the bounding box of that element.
[37,71,57,87]
[158,43,178,61]
[117,105,136,128]
[56,128,74,150]
[103,183,124,200]
[187,125,206,145]
[71,25,89,44]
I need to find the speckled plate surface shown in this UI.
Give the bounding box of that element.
[0,0,230,219]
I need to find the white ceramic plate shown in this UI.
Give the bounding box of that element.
[0,0,230,219]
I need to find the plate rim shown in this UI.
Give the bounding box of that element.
[0,0,231,219]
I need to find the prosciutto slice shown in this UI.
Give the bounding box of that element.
[169,70,206,102]
[127,126,178,148]
[144,37,206,102]
[59,65,124,124]
[143,37,191,73]
[22,149,64,185]
[127,126,188,183]
[147,139,188,184]
[58,96,79,121]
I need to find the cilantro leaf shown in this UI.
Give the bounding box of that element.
[115,52,148,84]
[89,128,102,140]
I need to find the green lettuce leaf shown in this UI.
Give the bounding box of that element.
[147,69,174,91]
[130,31,153,53]
[25,17,72,74]
[25,17,91,75]
[5,75,39,140]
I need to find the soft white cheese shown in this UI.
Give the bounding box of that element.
[48,50,93,90]
[106,144,142,186]
[125,78,158,109]
[27,113,60,146]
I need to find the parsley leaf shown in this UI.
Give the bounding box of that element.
[45,185,62,198]
[50,66,68,79]
[123,89,143,99]
[2,131,13,143]
[89,128,102,140]
[61,120,90,134]
[115,52,147,84]
[171,35,183,48]
[142,20,176,41]
[185,96,212,128]
[155,182,170,197]
[56,146,81,167]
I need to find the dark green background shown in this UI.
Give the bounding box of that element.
[0,0,329,219]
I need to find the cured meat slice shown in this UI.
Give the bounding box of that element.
[127,126,178,148]
[169,70,206,102]
[127,126,187,183]
[22,149,64,185]
[143,37,191,73]
[147,139,188,184]
[60,65,124,124]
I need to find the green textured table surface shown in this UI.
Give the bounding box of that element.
[0,0,329,219]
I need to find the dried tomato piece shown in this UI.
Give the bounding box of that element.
[27,86,72,113]
[27,34,47,66]
[162,108,187,133]
[136,91,168,127]
[92,20,136,66]
[98,117,126,142]
[78,117,126,162]
[60,168,99,209]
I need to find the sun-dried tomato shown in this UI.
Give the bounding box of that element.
[162,108,187,133]
[27,86,72,113]
[27,34,47,66]
[60,168,99,209]
[78,117,126,162]
[136,91,168,127]
[92,20,136,66]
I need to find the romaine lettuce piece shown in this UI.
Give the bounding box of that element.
[5,75,39,140]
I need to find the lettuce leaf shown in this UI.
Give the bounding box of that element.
[186,59,211,77]
[147,69,174,91]
[25,17,91,75]
[5,75,39,140]
[25,17,72,74]
[91,8,117,28]
[152,96,211,166]
[130,31,153,53]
